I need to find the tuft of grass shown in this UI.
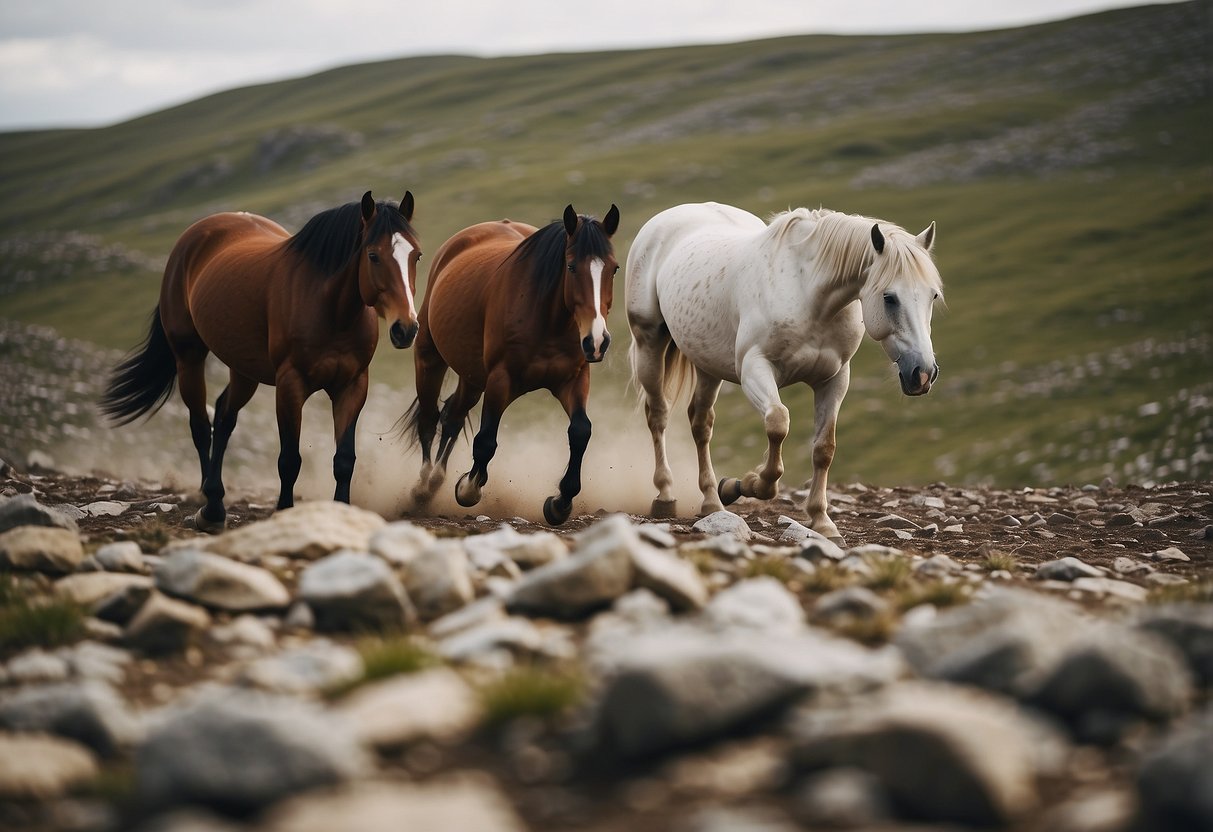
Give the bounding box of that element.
[326,636,441,698]
[744,554,796,584]
[479,666,583,728]
[980,550,1019,572]
[1147,582,1213,605]
[0,576,88,653]
[682,547,720,576]
[896,580,971,612]
[801,562,853,594]
[862,555,912,590]
[829,610,900,646]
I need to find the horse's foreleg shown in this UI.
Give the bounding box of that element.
[454,368,512,508]
[544,368,592,526]
[275,369,309,511]
[330,372,368,505]
[198,372,258,531]
[689,372,724,516]
[633,331,677,517]
[720,350,788,505]
[804,366,850,544]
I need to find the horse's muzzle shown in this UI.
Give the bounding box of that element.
[582,332,611,363]
[390,320,418,349]
[899,361,938,396]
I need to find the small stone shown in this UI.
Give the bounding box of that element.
[94,582,155,625]
[1047,513,1079,526]
[55,572,154,608]
[298,550,416,632]
[506,515,636,619]
[124,593,212,654]
[794,767,891,829]
[60,641,132,684]
[0,680,140,757]
[1113,556,1154,576]
[1150,547,1189,562]
[0,732,98,799]
[209,615,277,649]
[188,501,386,562]
[155,548,290,612]
[368,520,436,567]
[915,553,961,576]
[631,542,708,612]
[810,586,888,624]
[429,596,507,640]
[998,515,1022,527]
[83,500,129,517]
[6,649,72,684]
[1147,573,1190,587]
[402,540,475,621]
[0,526,85,573]
[692,510,752,540]
[95,541,146,573]
[1035,557,1106,582]
[240,641,363,695]
[0,493,79,533]
[636,524,677,549]
[1070,577,1149,603]
[704,577,805,634]
[800,532,846,563]
[283,601,315,631]
[335,667,480,748]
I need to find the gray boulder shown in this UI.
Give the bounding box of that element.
[298,550,416,632]
[0,680,141,757]
[137,687,369,813]
[0,493,79,533]
[704,577,805,634]
[155,548,290,612]
[239,641,363,695]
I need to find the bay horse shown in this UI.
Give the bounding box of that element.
[100,191,420,531]
[404,204,620,525]
[627,202,942,543]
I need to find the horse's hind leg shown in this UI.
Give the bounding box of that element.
[803,365,849,544]
[720,350,789,506]
[197,371,258,531]
[410,333,448,506]
[454,367,513,508]
[543,367,592,526]
[175,353,211,490]
[330,371,368,504]
[632,329,677,517]
[688,371,724,516]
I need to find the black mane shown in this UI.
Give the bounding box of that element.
[286,199,415,277]
[505,215,613,296]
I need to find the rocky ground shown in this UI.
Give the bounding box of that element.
[1,462,1211,832]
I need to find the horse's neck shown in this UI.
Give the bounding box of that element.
[765,216,872,317]
[321,261,368,322]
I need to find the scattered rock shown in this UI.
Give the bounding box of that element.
[704,577,805,634]
[1070,577,1148,603]
[367,520,436,567]
[0,731,98,799]
[1136,603,1213,687]
[55,572,153,608]
[298,550,416,632]
[124,593,212,654]
[793,767,892,829]
[209,615,277,650]
[507,516,636,619]
[631,540,708,612]
[874,514,919,530]
[94,582,155,625]
[1149,546,1189,562]
[335,667,480,748]
[0,525,85,573]
[1035,557,1106,581]
[95,541,146,573]
[191,501,386,562]
[692,510,752,540]
[914,553,961,576]
[0,680,140,757]
[810,586,889,624]
[1112,556,1153,576]
[0,493,79,533]
[240,641,363,695]
[800,532,846,562]
[401,540,474,621]
[137,687,369,813]
[155,548,290,612]
[84,500,130,517]
[6,649,71,684]
[464,525,568,570]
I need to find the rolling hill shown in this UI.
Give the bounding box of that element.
[1,0,1210,493]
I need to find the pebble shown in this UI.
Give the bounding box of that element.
[0,526,85,573]
[1035,557,1106,582]
[335,667,480,748]
[692,510,753,540]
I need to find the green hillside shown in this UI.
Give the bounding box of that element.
[2,1,1210,489]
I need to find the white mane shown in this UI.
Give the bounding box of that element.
[766,208,943,298]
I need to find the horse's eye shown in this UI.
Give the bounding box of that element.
[883,293,898,307]
[368,251,380,264]
[567,263,576,273]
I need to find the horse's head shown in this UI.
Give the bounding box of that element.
[860,221,942,396]
[359,190,421,349]
[562,203,621,363]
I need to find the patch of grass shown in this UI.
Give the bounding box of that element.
[829,610,900,646]
[744,554,796,584]
[681,547,721,576]
[862,554,912,590]
[0,574,88,654]
[895,580,971,612]
[980,550,1019,572]
[801,562,854,594]
[1147,582,1213,605]
[326,636,441,698]
[479,666,584,728]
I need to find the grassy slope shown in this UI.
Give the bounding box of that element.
[1,1,1210,487]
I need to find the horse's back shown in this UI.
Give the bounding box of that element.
[423,220,536,382]
[160,212,289,381]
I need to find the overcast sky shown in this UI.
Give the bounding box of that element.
[0,0,1174,131]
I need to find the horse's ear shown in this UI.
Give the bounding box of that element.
[400,191,415,223]
[361,191,376,223]
[916,221,935,251]
[563,204,579,236]
[870,223,885,255]
[602,204,620,236]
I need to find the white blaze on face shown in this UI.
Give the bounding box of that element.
[391,232,416,319]
[589,257,608,356]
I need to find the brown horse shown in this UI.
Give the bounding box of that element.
[404,204,620,525]
[101,191,420,530]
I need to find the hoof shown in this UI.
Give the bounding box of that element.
[828,535,846,547]
[454,472,482,508]
[192,507,226,534]
[543,496,572,526]
[718,477,743,507]
[650,498,678,519]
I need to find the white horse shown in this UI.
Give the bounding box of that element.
[626,202,943,543]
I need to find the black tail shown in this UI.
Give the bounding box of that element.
[99,307,178,426]
[391,394,472,445]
